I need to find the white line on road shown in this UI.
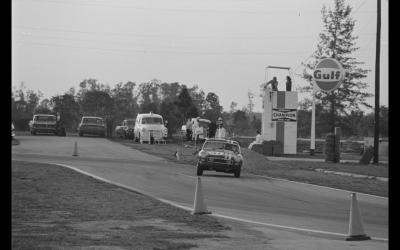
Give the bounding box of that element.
[52,162,388,242]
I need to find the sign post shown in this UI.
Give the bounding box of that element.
[311,58,345,155]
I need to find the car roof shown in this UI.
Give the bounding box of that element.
[137,113,163,118]
[82,116,103,119]
[34,114,55,117]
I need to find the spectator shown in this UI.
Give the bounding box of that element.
[192,117,200,141]
[248,130,263,150]
[265,76,278,91]
[286,76,292,91]
[215,121,226,139]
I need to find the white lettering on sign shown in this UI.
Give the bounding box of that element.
[272,109,297,122]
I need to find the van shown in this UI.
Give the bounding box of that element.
[134,112,165,143]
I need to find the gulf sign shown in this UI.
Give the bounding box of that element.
[272,109,297,122]
[313,58,345,92]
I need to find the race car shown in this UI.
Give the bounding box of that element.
[196,138,243,178]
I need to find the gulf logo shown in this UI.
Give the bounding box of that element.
[313,58,345,92]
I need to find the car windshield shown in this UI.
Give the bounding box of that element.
[203,141,240,153]
[35,116,55,122]
[142,117,162,124]
[83,118,104,124]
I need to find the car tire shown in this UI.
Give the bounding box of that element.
[196,164,203,176]
[32,131,36,135]
[234,167,241,178]
[79,132,83,137]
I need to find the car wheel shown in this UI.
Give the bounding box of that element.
[196,164,203,176]
[79,132,83,137]
[32,131,36,135]
[234,167,241,178]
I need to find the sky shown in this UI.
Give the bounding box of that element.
[12,0,388,113]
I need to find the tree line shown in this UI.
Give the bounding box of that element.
[11,80,262,137]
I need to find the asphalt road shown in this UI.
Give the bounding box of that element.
[12,135,388,240]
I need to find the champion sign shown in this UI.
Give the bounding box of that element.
[272,109,297,122]
[313,58,345,92]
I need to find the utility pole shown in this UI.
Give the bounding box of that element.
[373,0,381,164]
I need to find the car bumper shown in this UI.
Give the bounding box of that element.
[79,127,105,135]
[31,128,57,133]
[198,161,241,172]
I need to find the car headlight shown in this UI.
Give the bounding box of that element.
[198,150,208,159]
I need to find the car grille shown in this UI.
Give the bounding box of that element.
[35,124,55,128]
[208,157,230,164]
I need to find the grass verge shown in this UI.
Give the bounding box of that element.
[12,160,230,250]
[111,138,388,197]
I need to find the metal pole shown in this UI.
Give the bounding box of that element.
[310,83,316,155]
[373,0,381,164]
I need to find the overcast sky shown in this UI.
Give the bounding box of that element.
[12,0,388,113]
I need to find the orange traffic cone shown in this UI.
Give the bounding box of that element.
[72,141,79,157]
[346,193,371,241]
[192,177,211,215]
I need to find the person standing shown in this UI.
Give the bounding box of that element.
[265,76,278,91]
[215,117,226,139]
[286,76,292,91]
[192,117,200,141]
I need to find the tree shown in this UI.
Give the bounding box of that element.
[175,85,198,123]
[230,102,237,113]
[187,85,206,116]
[302,0,372,133]
[203,92,222,122]
[34,98,52,114]
[137,79,161,113]
[76,79,113,117]
[111,81,139,123]
[50,94,81,130]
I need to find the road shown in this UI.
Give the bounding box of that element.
[12,135,388,241]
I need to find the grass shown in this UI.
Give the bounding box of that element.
[111,138,388,197]
[12,160,230,250]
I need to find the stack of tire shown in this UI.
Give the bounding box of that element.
[324,133,340,163]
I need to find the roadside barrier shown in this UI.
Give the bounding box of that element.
[192,177,211,215]
[72,141,79,157]
[346,193,371,241]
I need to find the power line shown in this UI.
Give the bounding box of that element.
[14,40,314,56]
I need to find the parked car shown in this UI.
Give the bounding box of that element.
[196,138,243,178]
[115,119,135,139]
[29,114,57,135]
[11,122,15,140]
[134,112,164,143]
[78,116,106,137]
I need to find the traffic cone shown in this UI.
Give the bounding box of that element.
[346,193,371,241]
[174,148,180,161]
[192,177,211,215]
[72,141,79,157]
